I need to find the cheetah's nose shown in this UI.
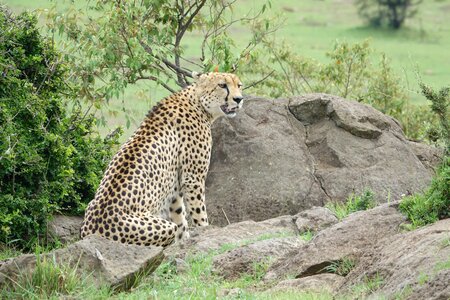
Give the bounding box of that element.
[233,96,243,104]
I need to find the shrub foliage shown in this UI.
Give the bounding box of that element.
[240,39,437,141]
[419,83,450,153]
[399,84,449,228]
[399,157,449,228]
[0,7,120,249]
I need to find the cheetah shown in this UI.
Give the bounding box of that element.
[80,72,244,247]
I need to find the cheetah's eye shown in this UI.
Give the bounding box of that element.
[218,83,227,89]
[238,83,243,88]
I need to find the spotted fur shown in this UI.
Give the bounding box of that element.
[80,72,243,247]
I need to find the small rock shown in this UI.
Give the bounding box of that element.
[212,237,303,280]
[218,288,243,298]
[0,254,36,286]
[294,206,338,233]
[174,258,189,273]
[269,273,343,293]
[407,140,444,175]
[47,215,83,244]
[257,215,296,229]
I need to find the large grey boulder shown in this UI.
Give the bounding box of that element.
[0,235,164,290]
[206,93,438,225]
[207,96,326,225]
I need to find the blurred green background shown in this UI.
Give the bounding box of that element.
[4,0,449,138]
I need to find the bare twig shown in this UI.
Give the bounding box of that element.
[269,46,296,94]
[221,208,231,225]
[243,70,275,90]
[174,0,207,86]
[297,69,314,93]
[67,102,94,132]
[343,53,356,98]
[133,75,176,93]
[138,39,193,85]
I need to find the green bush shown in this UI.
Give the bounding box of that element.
[419,83,449,153]
[0,7,121,249]
[399,83,449,228]
[399,157,449,228]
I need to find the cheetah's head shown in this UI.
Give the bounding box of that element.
[193,72,243,120]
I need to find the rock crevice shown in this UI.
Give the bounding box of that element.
[299,119,332,202]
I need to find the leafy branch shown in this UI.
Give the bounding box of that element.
[47,0,277,105]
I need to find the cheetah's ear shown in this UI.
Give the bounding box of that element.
[192,71,202,81]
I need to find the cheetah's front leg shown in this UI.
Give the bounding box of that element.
[181,174,209,227]
[168,194,190,241]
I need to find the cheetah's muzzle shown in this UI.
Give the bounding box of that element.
[220,104,239,116]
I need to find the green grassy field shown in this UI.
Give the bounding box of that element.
[3,0,450,138]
